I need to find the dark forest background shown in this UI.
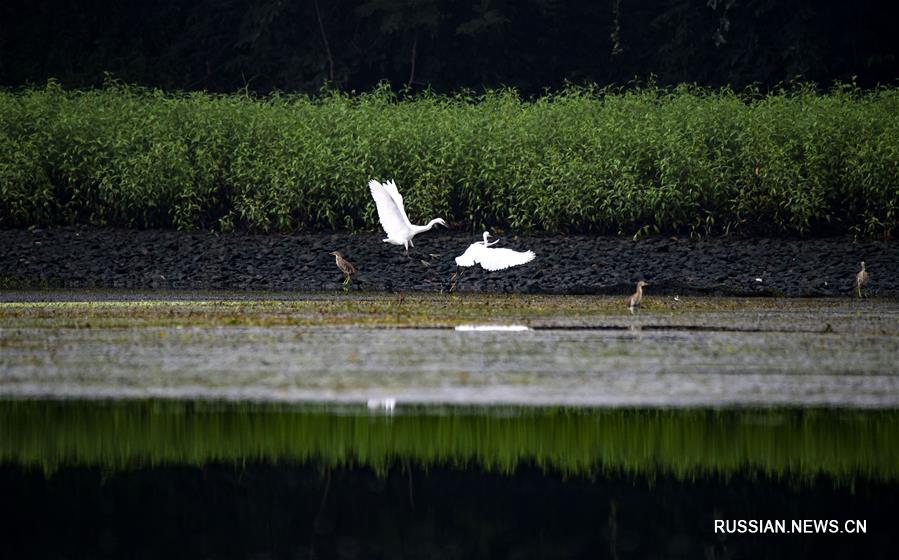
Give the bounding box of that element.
[1,0,895,94]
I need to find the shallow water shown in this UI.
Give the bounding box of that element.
[4,400,897,481]
[2,322,898,406]
[2,292,898,557]
[2,400,898,558]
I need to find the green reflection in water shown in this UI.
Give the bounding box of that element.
[1,399,897,483]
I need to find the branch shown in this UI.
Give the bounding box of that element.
[313,0,335,83]
[407,29,418,87]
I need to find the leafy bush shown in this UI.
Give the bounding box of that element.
[1,82,896,237]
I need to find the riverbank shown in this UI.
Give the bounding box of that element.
[1,228,896,296]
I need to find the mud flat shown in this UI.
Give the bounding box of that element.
[2,228,896,296]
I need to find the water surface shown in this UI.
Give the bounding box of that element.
[2,399,897,558]
[2,319,897,406]
[2,399,897,481]
[2,292,898,557]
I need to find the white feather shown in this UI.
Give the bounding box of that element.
[454,232,535,271]
[454,243,482,267]
[368,179,445,251]
[369,179,411,242]
[478,247,536,271]
[381,180,409,225]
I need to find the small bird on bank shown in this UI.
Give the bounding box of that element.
[329,251,356,287]
[368,179,447,254]
[856,261,869,298]
[628,281,649,312]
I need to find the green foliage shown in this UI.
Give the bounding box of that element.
[2,400,897,483]
[1,82,896,237]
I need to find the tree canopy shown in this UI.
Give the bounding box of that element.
[1,0,895,93]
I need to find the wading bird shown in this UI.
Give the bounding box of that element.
[856,261,869,298]
[454,231,536,271]
[329,251,356,287]
[368,179,446,254]
[628,281,649,311]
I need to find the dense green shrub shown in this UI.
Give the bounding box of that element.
[1,82,896,237]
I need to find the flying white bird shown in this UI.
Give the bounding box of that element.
[454,231,535,271]
[368,179,446,253]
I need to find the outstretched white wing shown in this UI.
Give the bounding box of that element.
[381,180,409,222]
[478,248,536,271]
[369,179,411,238]
[454,242,485,267]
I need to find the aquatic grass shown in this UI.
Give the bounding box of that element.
[1,82,897,237]
[1,400,897,485]
[2,295,894,333]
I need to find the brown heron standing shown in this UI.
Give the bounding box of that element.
[329,251,356,287]
[628,281,649,311]
[856,261,869,298]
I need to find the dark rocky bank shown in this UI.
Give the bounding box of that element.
[1,228,896,297]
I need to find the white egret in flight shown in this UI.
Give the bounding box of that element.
[454,231,536,271]
[368,179,446,254]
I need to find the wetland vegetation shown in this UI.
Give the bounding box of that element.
[2,292,897,331]
[3,2,897,556]
[2,83,897,237]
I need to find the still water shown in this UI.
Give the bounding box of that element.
[2,325,898,406]
[2,294,897,557]
[1,400,898,558]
